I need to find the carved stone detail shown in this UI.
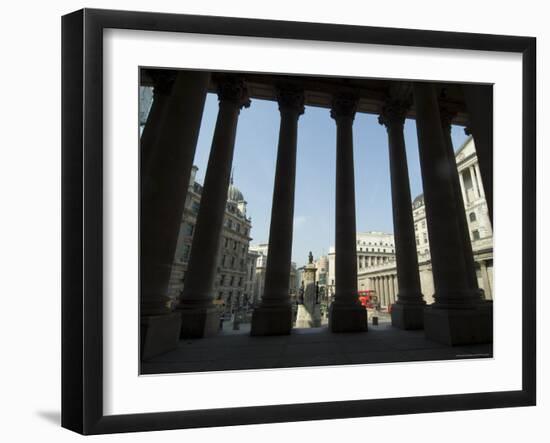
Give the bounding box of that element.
[330,93,358,121]
[276,85,305,115]
[216,77,251,109]
[378,100,409,129]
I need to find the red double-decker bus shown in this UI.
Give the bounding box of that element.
[358,290,377,308]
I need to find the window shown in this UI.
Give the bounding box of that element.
[191,200,200,214]
[469,212,477,222]
[224,237,229,248]
[181,244,191,261]
[472,230,481,240]
[423,233,428,244]
[230,276,234,286]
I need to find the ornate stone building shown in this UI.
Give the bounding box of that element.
[356,136,493,307]
[328,231,396,300]
[249,243,298,306]
[168,166,254,316]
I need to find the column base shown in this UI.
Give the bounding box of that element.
[391,303,425,330]
[250,305,292,336]
[140,312,182,360]
[424,303,493,345]
[329,304,367,333]
[178,306,220,339]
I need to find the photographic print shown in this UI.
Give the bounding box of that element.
[62,8,535,434]
[139,68,494,374]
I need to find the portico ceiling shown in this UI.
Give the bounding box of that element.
[140,68,480,126]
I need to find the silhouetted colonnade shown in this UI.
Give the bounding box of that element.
[140,70,493,359]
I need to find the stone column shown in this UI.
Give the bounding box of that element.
[440,108,480,296]
[177,77,250,338]
[413,82,491,345]
[470,166,481,199]
[458,171,468,204]
[140,71,211,359]
[384,277,391,306]
[379,97,426,329]
[462,84,493,224]
[251,86,304,336]
[329,94,367,332]
[479,260,493,300]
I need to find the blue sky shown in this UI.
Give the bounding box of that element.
[192,93,469,265]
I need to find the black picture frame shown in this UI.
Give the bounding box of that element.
[61,8,536,435]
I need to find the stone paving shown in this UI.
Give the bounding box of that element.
[141,323,492,375]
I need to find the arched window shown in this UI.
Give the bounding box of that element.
[469,212,477,222]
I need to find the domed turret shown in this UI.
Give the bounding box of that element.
[227,177,244,202]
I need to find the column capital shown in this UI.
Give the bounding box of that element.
[216,77,251,109]
[151,70,176,95]
[276,85,305,116]
[439,105,458,133]
[378,99,409,129]
[330,93,358,122]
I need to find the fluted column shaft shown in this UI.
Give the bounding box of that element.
[329,94,367,332]
[141,71,210,317]
[379,101,424,303]
[379,96,426,329]
[178,77,250,338]
[251,87,304,336]
[262,89,304,306]
[413,83,480,308]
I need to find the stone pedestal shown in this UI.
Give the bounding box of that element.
[424,303,493,345]
[295,304,322,328]
[141,312,182,360]
[295,261,322,328]
[379,91,426,331]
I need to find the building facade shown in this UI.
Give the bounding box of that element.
[249,243,298,305]
[168,166,254,315]
[328,231,397,304]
